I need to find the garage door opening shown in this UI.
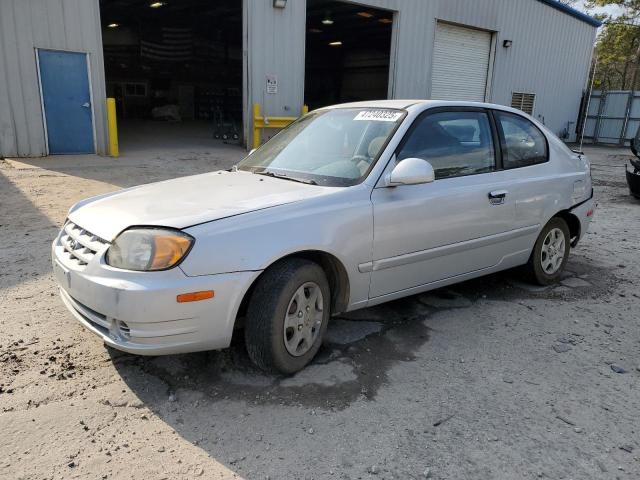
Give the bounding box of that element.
[305,0,394,110]
[99,0,242,154]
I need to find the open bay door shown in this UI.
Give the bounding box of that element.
[431,22,492,102]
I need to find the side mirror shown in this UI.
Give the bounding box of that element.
[385,158,435,187]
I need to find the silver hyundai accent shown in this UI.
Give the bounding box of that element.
[52,100,595,373]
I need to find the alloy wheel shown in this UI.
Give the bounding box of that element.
[541,227,566,275]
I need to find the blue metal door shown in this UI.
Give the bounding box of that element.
[38,50,94,154]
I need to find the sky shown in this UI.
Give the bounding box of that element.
[572,0,625,18]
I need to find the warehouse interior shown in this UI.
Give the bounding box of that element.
[99,0,243,151]
[305,0,394,110]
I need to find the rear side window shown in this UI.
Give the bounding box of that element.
[397,111,496,179]
[496,111,548,169]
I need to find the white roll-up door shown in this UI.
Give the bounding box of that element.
[431,22,492,102]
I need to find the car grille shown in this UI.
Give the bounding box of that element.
[58,220,109,267]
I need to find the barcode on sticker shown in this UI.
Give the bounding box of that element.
[354,110,403,122]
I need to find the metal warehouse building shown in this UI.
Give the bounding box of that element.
[0,0,599,157]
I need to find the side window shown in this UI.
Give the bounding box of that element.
[496,111,548,169]
[397,111,496,180]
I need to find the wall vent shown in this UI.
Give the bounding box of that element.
[511,92,536,115]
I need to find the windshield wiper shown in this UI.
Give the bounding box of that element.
[254,171,318,185]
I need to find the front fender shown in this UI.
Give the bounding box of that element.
[179,187,374,307]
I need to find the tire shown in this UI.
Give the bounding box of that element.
[244,258,330,374]
[526,217,571,286]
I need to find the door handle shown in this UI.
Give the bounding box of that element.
[488,190,508,205]
[82,102,91,108]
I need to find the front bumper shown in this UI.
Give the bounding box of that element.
[52,239,260,356]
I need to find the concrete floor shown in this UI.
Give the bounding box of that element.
[7,119,245,172]
[117,119,243,156]
[0,145,639,479]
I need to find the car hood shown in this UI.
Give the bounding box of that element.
[68,170,335,241]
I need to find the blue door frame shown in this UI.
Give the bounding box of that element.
[37,49,95,154]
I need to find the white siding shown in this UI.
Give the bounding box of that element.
[244,0,307,145]
[0,0,598,154]
[246,0,597,144]
[431,22,492,102]
[0,0,107,157]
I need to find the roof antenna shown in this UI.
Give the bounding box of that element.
[580,55,598,153]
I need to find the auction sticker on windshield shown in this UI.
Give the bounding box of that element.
[354,110,403,122]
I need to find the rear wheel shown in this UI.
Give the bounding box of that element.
[244,258,330,374]
[526,217,570,285]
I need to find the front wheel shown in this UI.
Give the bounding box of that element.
[526,217,571,285]
[244,258,330,374]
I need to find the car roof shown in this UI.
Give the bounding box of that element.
[323,99,426,110]
[322,99,528,116]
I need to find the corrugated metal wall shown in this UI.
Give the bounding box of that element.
[246,0,596,143]
[488,0,596,141]
[244,0,308,144]
[0,0,596,156]
[0,0,107,157]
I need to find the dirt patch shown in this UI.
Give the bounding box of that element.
[1,146,639,480]
[114,296,432,410]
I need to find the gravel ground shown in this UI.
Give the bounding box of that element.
[0,145,638,480]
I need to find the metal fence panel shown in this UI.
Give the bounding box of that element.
[630,96,640,118]
[587,95,601,116]
[584,90,640,145]
[599,119,626,143]
[626,120,640,142]
[602,92,628,116]
[583,117,597,137]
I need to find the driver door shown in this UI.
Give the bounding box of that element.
[369,108,517,298]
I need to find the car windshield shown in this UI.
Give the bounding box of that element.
[238,108,406,187]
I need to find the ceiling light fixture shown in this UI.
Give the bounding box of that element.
[329,41,342,46]
[322,11,334,25]
[107,23,120,28]
[149,2,166,8]
[378,18,392,24]
[357,12,374,18]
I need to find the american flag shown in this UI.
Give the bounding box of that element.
[140,27,193,62]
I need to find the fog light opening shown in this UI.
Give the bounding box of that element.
[118,320,131,339]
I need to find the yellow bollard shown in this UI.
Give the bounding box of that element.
[251,103,309,150]
[106,98,119,158]
[253,103,261,150]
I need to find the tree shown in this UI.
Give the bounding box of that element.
[586,0,640,18]
[585,1,640,90]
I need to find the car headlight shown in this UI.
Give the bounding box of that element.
[105,228,194,271]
